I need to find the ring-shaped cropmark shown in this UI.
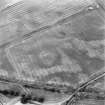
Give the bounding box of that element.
[38,46,61,68]
[39,50,57,67]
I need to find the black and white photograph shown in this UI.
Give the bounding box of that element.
[0,0,105,105]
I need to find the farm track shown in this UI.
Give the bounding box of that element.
[64,69,105,105]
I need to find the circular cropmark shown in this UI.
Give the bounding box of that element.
[39,49,58,67]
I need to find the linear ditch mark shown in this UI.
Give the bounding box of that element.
[22,3,99,40]
[0,2,99,49]
[0,0,103,100]
[2,2,98,47]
